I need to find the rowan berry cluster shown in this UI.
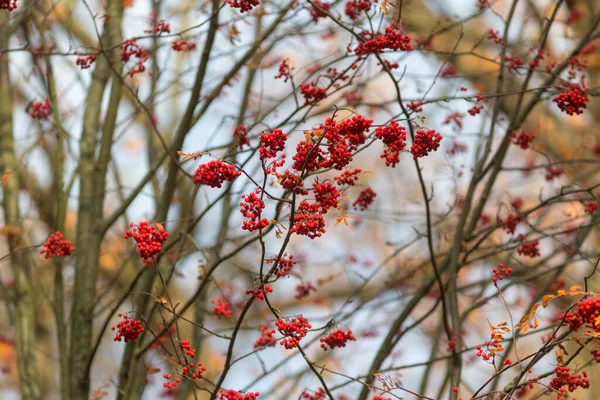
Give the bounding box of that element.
[447,141,467,156]
[295,282,317,299]
[560,297,600,333]
[274,58,293,82]
[172,39,197,52]
[510,129,536,150]
[308,0,331,22]
[443,112,464,130]
[549,366,590,393]
[181,362,205,380]
[499,214,520,234]
[302,388,326,400]
[240,190,269,232]
[319,329,356,350]
[407,101,424,113]
[491,264,512,283]
[232,125,250,149]
[75,52,97,69]
[517,234,540,258]
[299,82,327,105]
[276,171,307,194]
[111,314,144,342]
[410,129,443,159]
[120,38,148,77]
[344,0,373,20]
[218,390,260,400]
[246,284,273,300]
[0,0,16,10]
[28,99,52,120]
[505,55,525,72]
[227,0,260,12]
[292,142,326,172]
[553,83,589,115]
[212,298,233,319]
[276,315,312,349]
[375,120,407,167]
[290,201,326,239]
[124,221,169,264]
[545,165,564,181]
[145,20,170,34]
[354,26,413,57]
[259,129,287,160]
[272,253,296,277]
[180,340,196,358]
[487,29,504,44]
[467,104,484,116]
[373,396,392,400]
[585,201,597,213]
[334,168,362,186]
[353,187,376,210]
[313,181,341,213]
[162,374,181,390]
[193,160,241,188]
[40,231,75,258]
[254,324,277,349]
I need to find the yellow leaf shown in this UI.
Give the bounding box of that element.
[542,295,554,308]
[1,172,11,185]
[156,222,164,230]
[595,315,600,326]
[155,296,168,304]
[569,285,582,292]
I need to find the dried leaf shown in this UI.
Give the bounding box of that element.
[177,150,206,161]
[155,296,168,304]
[123,0,134,7]
[1,172,11,185]
[156,222,164,230]
[148,368,161,375]
[542,295,554,308]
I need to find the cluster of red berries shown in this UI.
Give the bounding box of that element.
[259,129,287,160]
[75,52,97,69]
[233,125,250,149]
[218,389,260,400]
[227,0,259,12]
[411,129,442,159]
[447,141,467,156]
[353,187,376,211]
[145,20,170,34]
[299,82,327,105]
[212,298,232,319]
[172,39,197,52]
[295,282,317,300]
[181,361,205,380]
[375,120,407,167]
[246,284,273,300]
[276,171,307,194]
[334,168,362,186]
[517,234,540,258]
[544,165,564,181]
[254,324,277,349]
[272,253,296,277]
[319,329,356,350]
[308,0,331,22]
[193,160,241,188]
[499,214,520,234]
[407,101,424,113]
[124,221,169,264]
[505,55,525,72]
[240,190,269,232]
[162,374,181,390]
[313,181,340,213]
[491,263,512,283]
[120,38,149,77]
[592,349,600,363]
[443,112,465,130]
[441,64,457,77]
[354,26,413,57]
[560,296,600,333]
[553,83,589,116]
[302,388,326,400]
[40,231,75,258]
[467,104,484,116]
[0,0,17,10]
[290,201,326,239]
[549,366,590,392]
[180,340,196,358]
[585,201,597,213]
[292,142,326,172]
[510,129,536,150]
[111,314,144,342]
[487,29,504,44]
[344,0,372,20]
[373,396,392,400]
[28,99,52,120]
[275,315,312,349]
[275,58,293,82]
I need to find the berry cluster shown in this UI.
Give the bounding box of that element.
[319,329,356,350]
[585,201,597,213]
[510,129,536,150]
[549,366,590,393]
[162,374,181,390]
[124,221,169,264]
[373,396,392,400]
[313,181,340,213]
[353,187,376,210]
[181,362,205,380]
[246,284,273,300]
[120,38,149,77]
[344,0,372,20]
[302,388,326,400]
[295,282,317,300]
[447,141,467,156]
[111,314,144,342]
[276,171,307,194]
[276,315,312,349]
[517,234,540,258]
[545,165,564,181]
[193,160,241,188]
[212,298,232,319]
[505,55,525,72]
[354,26,413,56]
[227,0,259,13]
[410,129,443,159]
[334,168,362,186]
[145,20,170,34]
[272,253,296,277]
[172,39,197,52]
[218,390,260,400]
[487,29,504,45]
[407,101,424,113]
[28,99,52,120]
[499,214,520,234]
[240,190,269,232]
[467,104,484,116]
[275,58,293,82]
[40,231,75,258]
[233,125,250,149]
[292,142,326,172]
[299,82,327,105]
[290,201,326,239]
[560,297,600,333]
[254,324,277,349]
[75,52,97,69]
[0,0,16,10]
[308,0,331,22]
[443,112,465,130]
[259,129,287,160]
[491,263,512,283]
[180,340,196,358]
[375,120,407,167]
[553,83,589,116]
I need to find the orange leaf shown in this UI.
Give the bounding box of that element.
[148,368,161,375]
[155,296,168,304]
[542,295,554,308]
[156,222,164,230]
[177,150,206,161]
[123,0,134,7]
[1,172,11,185]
